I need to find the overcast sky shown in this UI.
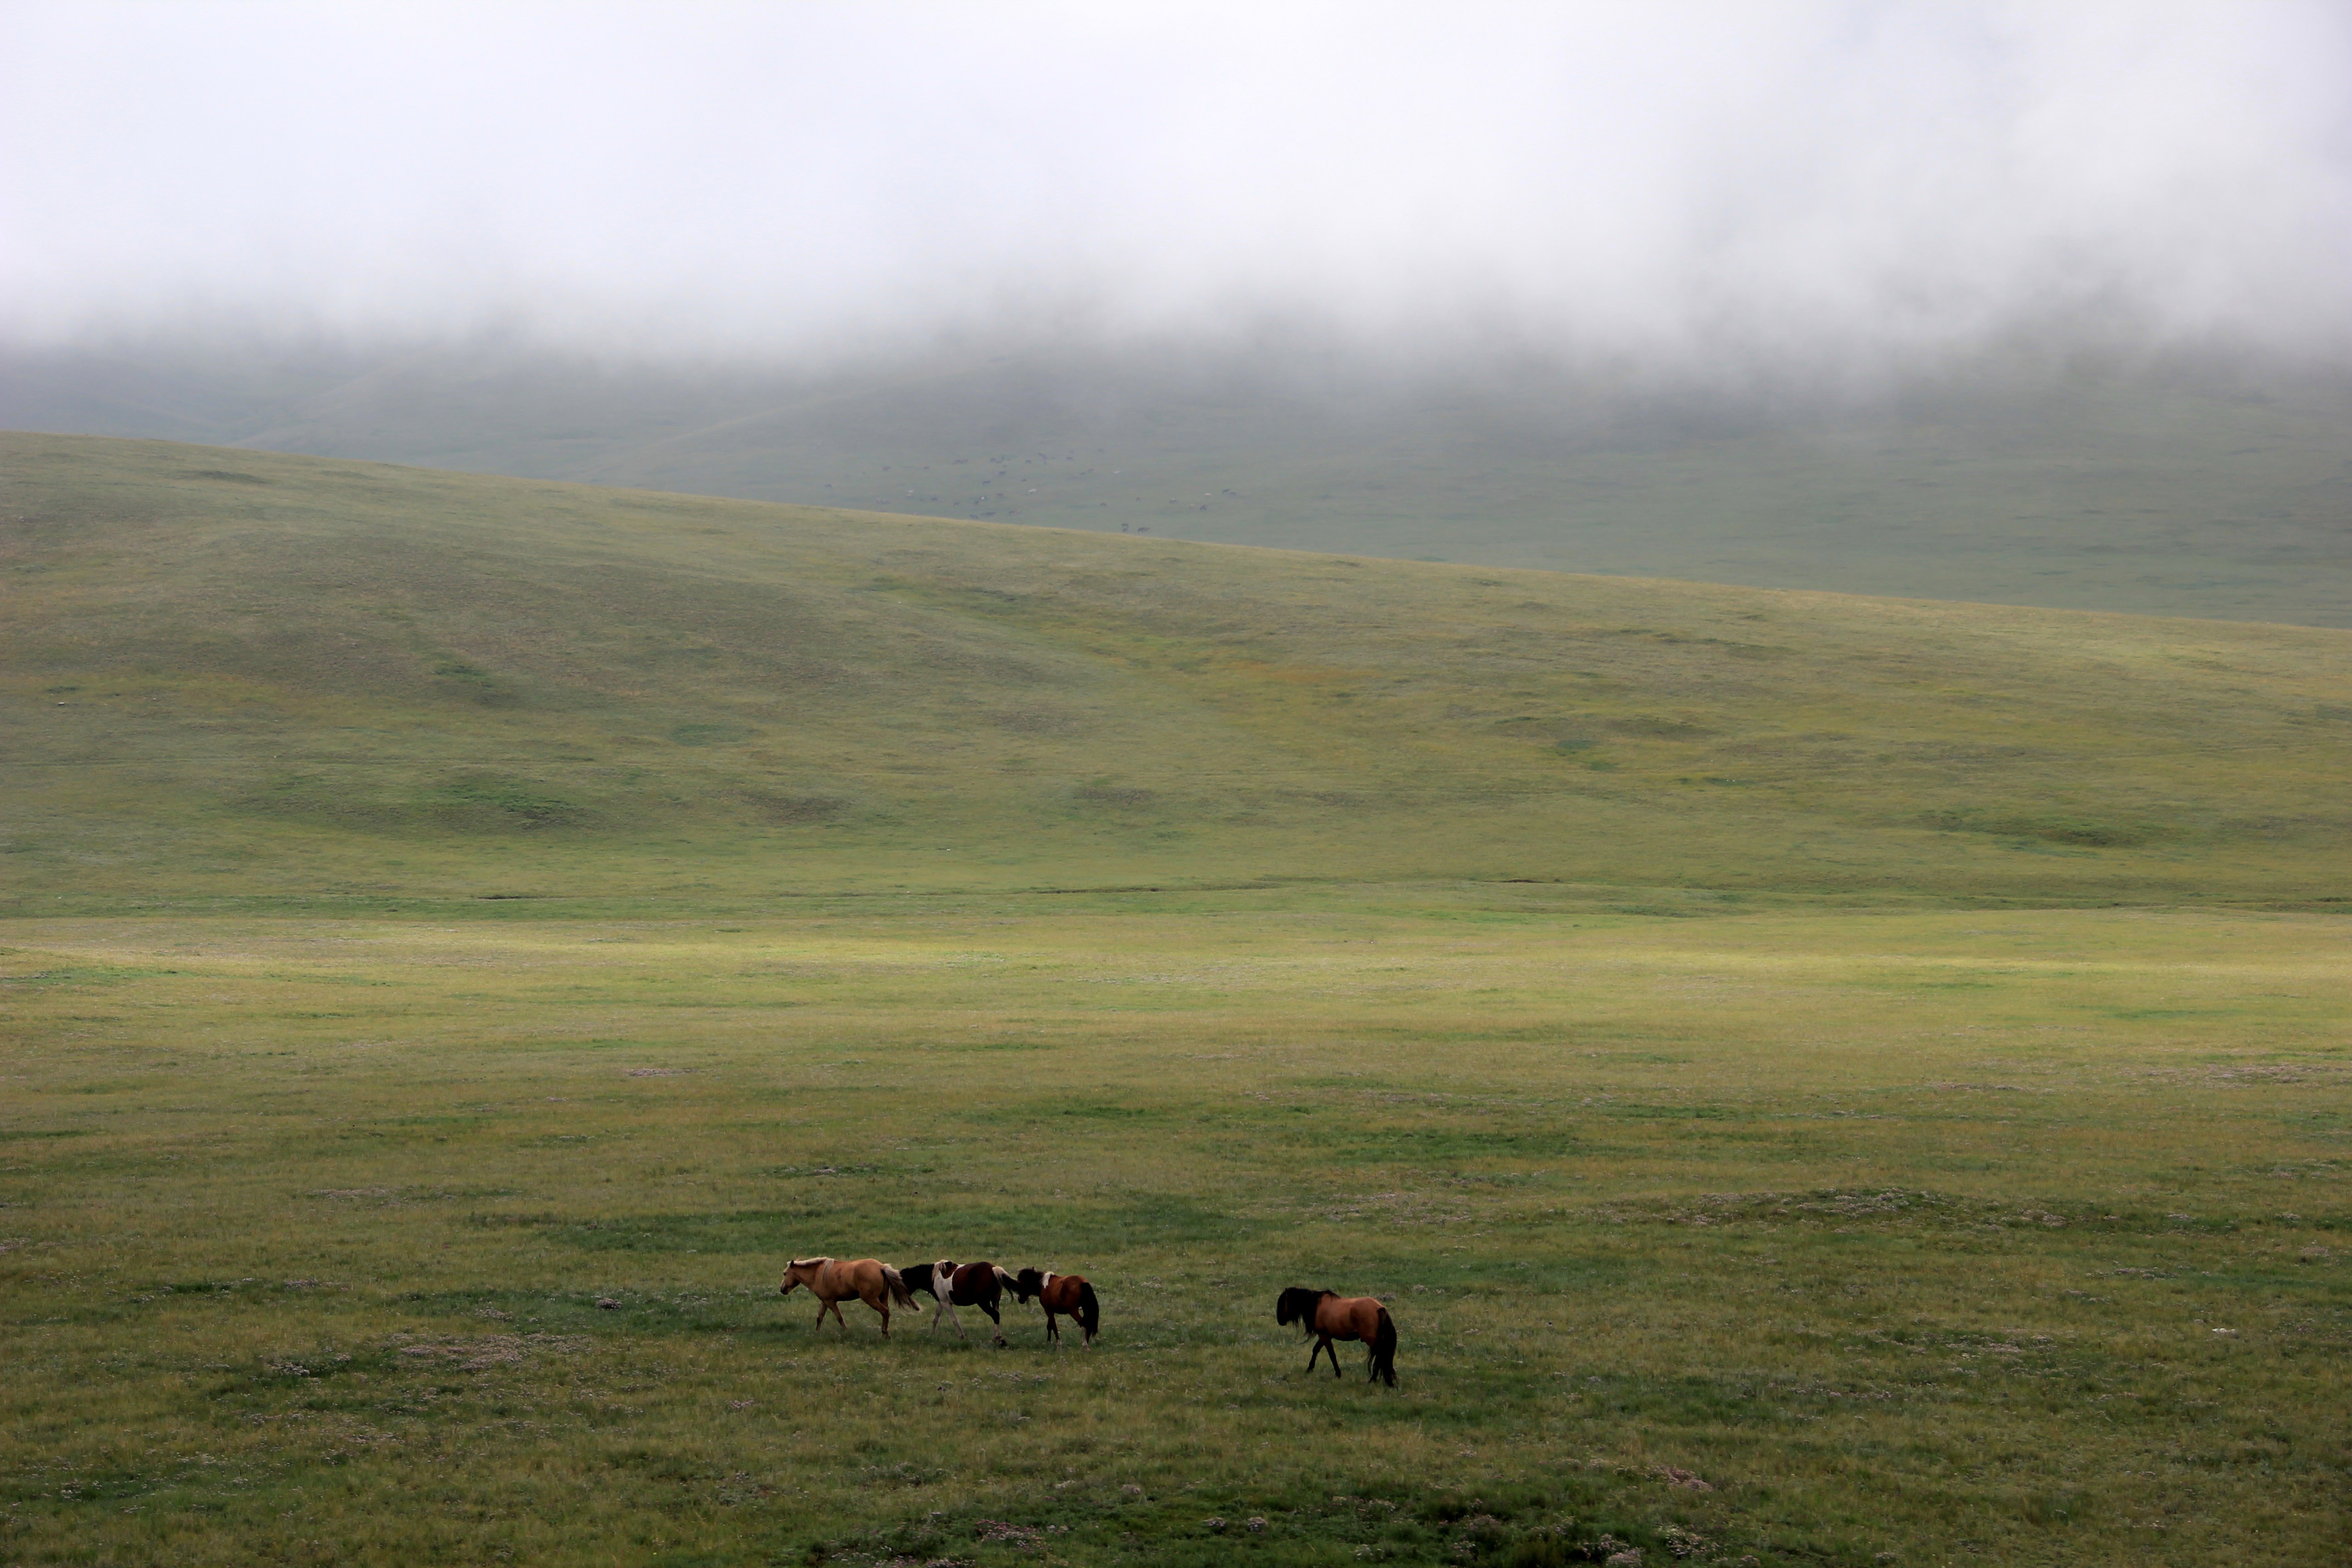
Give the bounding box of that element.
[4,1,2348,373]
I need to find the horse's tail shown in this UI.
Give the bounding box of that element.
[883,1264,918,1311]
[1370,1307,1397,1386]
[1074,1279,1100,1338]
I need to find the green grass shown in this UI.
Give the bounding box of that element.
[5,432,2352,912]
[14,346,2351,627]
[0,900,2345,1565]
[548,359,2352,630]
[1,435,2347,1563]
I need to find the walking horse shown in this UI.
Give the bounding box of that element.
[1276,1286,1397,1384]
[902,1259,1014,1340]
[778,1256,919,1336]
[1009,1267,1100,1348]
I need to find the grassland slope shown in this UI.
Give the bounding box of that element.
[5,431,2349,910]
[12,345,2352,627]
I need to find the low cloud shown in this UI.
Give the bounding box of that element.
[4,1,2348,378]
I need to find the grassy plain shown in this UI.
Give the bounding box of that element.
[2,895,2346,1567]
[1,435,2347,1564]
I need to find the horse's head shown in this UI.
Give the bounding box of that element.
[1009,1268,1045,1303]
[779,1256,826,1297]
[1275,1286,1322,1329]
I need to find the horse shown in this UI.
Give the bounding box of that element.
[902,1259,1015,1340]
[1008,1267,1100,1348]
[1276,1287,1396,1385]
[778,1256,919,1337]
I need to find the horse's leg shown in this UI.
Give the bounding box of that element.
[1305,1339,1325,1375]
[1327,1336,1343,1378]
[977,1288,1006,1343]
[942,1296,966,1339]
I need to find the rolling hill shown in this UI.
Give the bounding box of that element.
[5,430,2349,912]
[9,343,2352,628]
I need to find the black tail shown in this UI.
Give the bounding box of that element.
[1074,1279,1100,1340]
[1368,1307,1397,1386]
[883,1264,919,1311]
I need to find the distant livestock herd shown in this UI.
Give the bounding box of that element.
[777,1256,1398,1384]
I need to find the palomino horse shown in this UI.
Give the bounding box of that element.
[1009,1268,1100,1348]
[902,1259,1015,1340]
[778,1256,919,1337]
[1276,1287,1397,1385]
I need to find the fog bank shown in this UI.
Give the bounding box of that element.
[5,1,2348,379]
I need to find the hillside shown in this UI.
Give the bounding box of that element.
[4,431,2350,911]
[9,345,2352,627]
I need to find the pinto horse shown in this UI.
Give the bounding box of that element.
[902,1259,1015,1340]
[1276,1286,1396,1385]
[1009,1268,1100,1348]
[779,1256,919,1337]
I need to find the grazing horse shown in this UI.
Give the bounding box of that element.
[1276,1287,1396,1385]
[778,1256,918,1337]
[902,1259,1015,1340]
[1009,1267,1100,1348]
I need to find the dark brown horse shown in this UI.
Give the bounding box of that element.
[903,1259,1014,1340]
[1276,1286,1396,1384]
[1009,1268,1100,1348]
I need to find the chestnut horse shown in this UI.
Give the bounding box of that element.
[1276,1286,1396,1385]
[1009,1267,1100,1348]
[779,1256,918,1337]
[903,1259,1014,1340]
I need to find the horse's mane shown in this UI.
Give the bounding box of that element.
[789,1256,832,1268]
[1275,1285,1330,1328]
